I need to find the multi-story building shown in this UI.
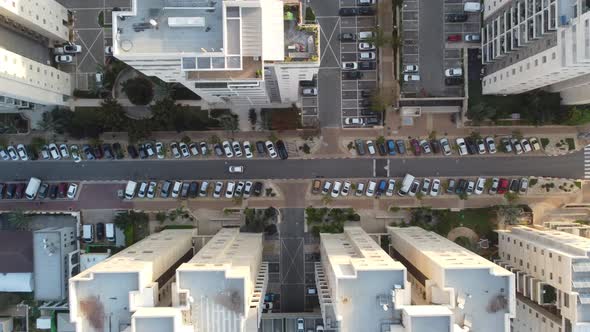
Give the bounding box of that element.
[0,0,72,110]
[544,221,590,238]
[0,231,34,293]
[481,0,590,104]
[69,229,197,332]
[496,226,590,332]
[172,228,268,332]
[388,226,516,332]
[112,0,319,106]
[34,227,77,300]
[315,227,457,332]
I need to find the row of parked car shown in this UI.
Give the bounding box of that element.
[1,139,291,161]
[0,181,77,200]
[353,136,543,156]
[124,180,265,200]
[311,175,529,198]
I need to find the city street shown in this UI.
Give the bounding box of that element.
[0,151,584,181]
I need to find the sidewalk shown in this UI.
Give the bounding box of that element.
[377,0,399,108]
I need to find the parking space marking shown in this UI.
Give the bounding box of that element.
[319,17,341,68]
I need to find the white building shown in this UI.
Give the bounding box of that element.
[481,0,590,104]
[315,227,456,332]
[544,221,590,238]
[0,0,72,110]
[496,226,590,332]
[387,226,516,332]
[69,229,197,332]
[34,227,77,300]
[112,0,319,106]
[172,228,268,332]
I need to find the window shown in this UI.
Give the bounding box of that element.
[542,56,547,63]
[541,250,544,255]
[541,268,545,276]
[558,255,561,262]
[550,272,553,280]
[535,59,538,66]
[549,253,552,258]
[552,52,556,60]
[559,276,562,284]
[564,293,569,307]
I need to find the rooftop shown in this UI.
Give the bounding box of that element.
[34,227,76,300]
[498,226,590,257]
[0,231,33,273]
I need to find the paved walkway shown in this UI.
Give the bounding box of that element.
[377,0,399,108]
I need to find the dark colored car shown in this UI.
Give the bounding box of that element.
[359,61,376,70]
[456,179,467,194]
[465,138,477,155]
[446,179,456,193]
[340,33,356,41]
[445,77,464,86]
[49,185,58,199]
[447,34,461,42]
[430,140,441,154]
[27,145,38,160]
[138,145,148,159]
[355,139,366,155]
[181,182,190,199]
[276,140,288,160]
[0,183,4,199]
[344,71,363,80]
[255,141,266,155]
[497,178,509,194]
[214,144,224,157]
[299,80,316,87]
[410,139,421,156]
[15,183,25,199]
[96,222,105,240]
[446,13,468,22]
[102,144,114,160]
[366,117,380,125]
[38,183,49,199]
[358,7,375,15]
[361,90,372,98]
[112,142,124,159]
[339,7,358,16]
[253,182,263,197]
[160,180,172,198]
[359,99,371,107]
[377,142,387,156]
[6,184,16,199]
[93,145,103,159]
[377,180,387,196]
[83,144,95,160]
[386,140,397,155]
[360,109,378,117]
[396,140,406,154]
[58,183,67,198]
[509,179,519,193]
[127,145,139,159]
[189,182,199,198]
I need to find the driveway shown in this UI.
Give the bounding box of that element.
[279,208,305,312]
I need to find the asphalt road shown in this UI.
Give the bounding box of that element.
[1,152,584,181]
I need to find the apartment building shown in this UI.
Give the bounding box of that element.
[34,227,77,300]
[172,228,268,332]
[388,226,516,332]
[69,229,197,332]
[0,0,72,109]
[481,0,590,104]
[315,227,456,332]
[544,221,590,238]
[112,0,319,106]
[496,226,590,332]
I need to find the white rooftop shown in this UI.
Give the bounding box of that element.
[499,226,590,258]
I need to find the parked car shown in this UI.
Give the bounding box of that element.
[66,183,77,199]
[519,178,529,193]
[342,62,358,70]
[243,141,254,158]
[485,137,497,153]
[189,143,199,156]
[446,13,468,22]
[509,179,519,193]
[410,139,421,156]
[359,52,376,60]
[48,143,61,160]
[214,144,224,157]
[466,180,475,195]
[358,42,375,50]
[255,141,266,155]
[253,182,263,197]
[222,141,234,158]
[440,138,452,156]
[445,68,463,77]
[276,140,289,160]
[55,55,73,63]
[16,144,29,160]
[403,74,420,81]
[386,140,397,155]
[403,64,419,72]
[199,142,208,155]
[321,181,332,195]
[489,177,499,194]
[430,140,441,154]
[497,178,509,194]
[529,137,541,151]
[474,177,485,195]
[510,138,523,154]
[179,142,191,157]
[430,179,441,196]
[312,180,322,194]
[419,140,432,154]
[464,34,481,42]
[344,117,365,125]
[63,44,82,53]
[265,141,277,158]
[302,88,318,96]
[521,139,533,153]
[456,138,468,156]
[102,144,114,160]
[476,139,486,154]
[501,138,513,153]
[366,140,376,155]
[377,142,387,156]
[339,8,358,16]
[447,34,461,42]
[213,181,224,198]
[83,145,95,160]
[446,179,456,193]
[355,139,366,155]
[340,33,356,41]
[396,140,406,154]
[444,77,464,85]
[127,145,139,159]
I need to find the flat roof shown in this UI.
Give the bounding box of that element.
[0,231,33,273]
[498,226,590,257]
[34,227,76,300]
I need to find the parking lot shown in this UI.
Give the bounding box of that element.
[401,0,481,97]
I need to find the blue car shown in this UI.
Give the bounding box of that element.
[386,140,397,155]
[396,140,406,154]
[377,180,387,196]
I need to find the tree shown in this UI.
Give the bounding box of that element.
[114,210,148,230]
[128,119,152,143]
[497,205,521,225]
[121,76,154,105]
[30,137,47,152]
[220,114,239,135]
[369,27,392,47]
[466,102,496,123]
[67,108,105,139]
[305,7,316,22]
[7,210,31,230]
[504,192,519,204]
[99,98,127,131]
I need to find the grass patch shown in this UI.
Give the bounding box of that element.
[575,181,582,189]
[540,138,550,149]
[432,208,496,238]
[565,138,576,150]
[529,178,538,187]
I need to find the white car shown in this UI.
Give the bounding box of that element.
[440,138,452,156]
[229,165,244,173]
[179,142,190,157]
[466,180,475,195]
[235,181,245,197]
[105,46,113,55]
[243,181,253,198]
[344,117,365,125]
[529,137,541,151]
[48,143,61,160]
[359,51,376,60]
[70,145,81,163]
[156,142,165,159]
[366,181,377,197]
[444,68,463,77]
[67,183,78,199]
[232,141,243,157]
[199,142,208,155]
[7,146,18,161]
[403,64,419,72]
[265,141,278,158]
[147,182,157,198]
[474,177,485,195]
[331,181,342,198]
[137,182,148,198]
[342,62,358,70]
[63,44,82,53]
[0,149,9,161]
[16,144,28,161]
[302,88,318,96]
[476,139,486,154]
[355,182,365,196]
[170,142,181,158]
[341,181,351,196]
[430,179,441,196]
[222,141,234,157]
[59,144,70,159]
[358,42,375,50]
[511,138,523,155]
[403,74,420,81]
[55,55,73,63]
[225,181,236,198]
[455,138,468,156]
[243,141,253,158]
[171,181,182,198]
[485,137,496,153]
[419,140,432,154]
[421,178,431,195]
[213,181,224,198]
[489,177,499,194]
[521,139,533,153]
[386,179,396,197]
[366,140,376,155]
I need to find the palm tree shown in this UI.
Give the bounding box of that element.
[7,210,32,231]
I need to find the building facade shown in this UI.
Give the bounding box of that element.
[496,226,590,332]
[481,0,590,104]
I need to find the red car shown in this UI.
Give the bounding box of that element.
[58,182,68,198]
[447,34,461,42]
[497,178,509,194]
[410,139,421,156]
[14,183,25,199]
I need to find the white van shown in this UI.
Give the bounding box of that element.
[358,31,374,40]
[398,173,416,196]
[25,177,42,200]
[82,224,94,243]
[464,2,481,12]
[124,181,137,200]
[105,223,115,242]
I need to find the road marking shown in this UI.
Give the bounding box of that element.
[373,159,376,177]
[386,159,390,177]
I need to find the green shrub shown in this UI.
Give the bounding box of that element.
[305,7,316,21]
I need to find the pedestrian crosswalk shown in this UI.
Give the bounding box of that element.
[585,145,590,178]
